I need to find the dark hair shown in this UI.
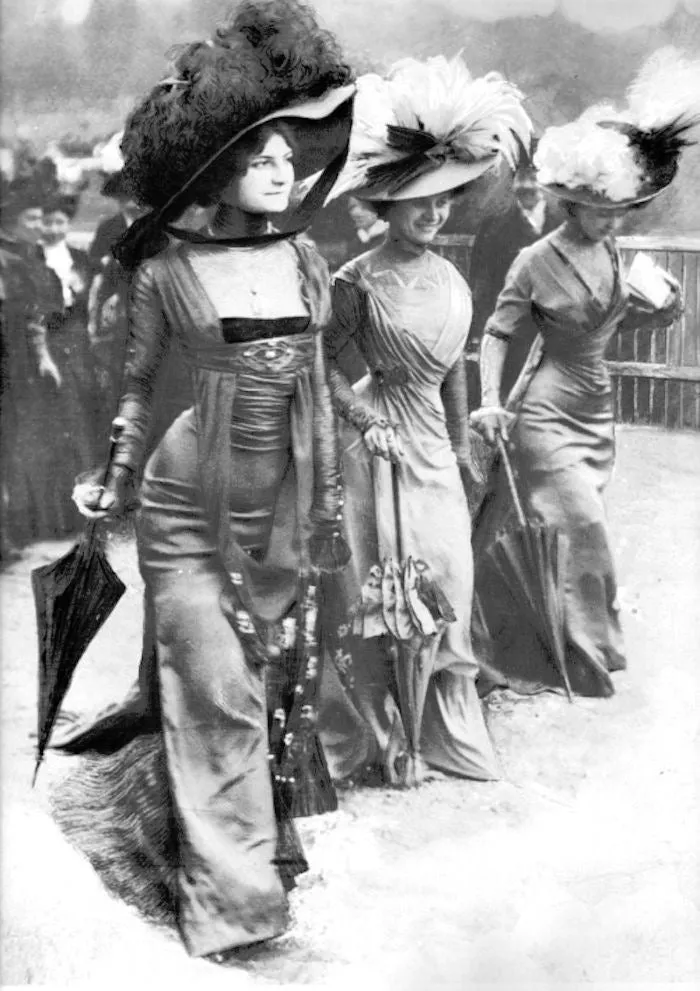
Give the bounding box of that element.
[0,170,51,225]
[101,170,131,200]
[1,191,43,225]
[227,121,297,177]
[121,0,352,210]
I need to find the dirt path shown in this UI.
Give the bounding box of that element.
[1,426,699,989]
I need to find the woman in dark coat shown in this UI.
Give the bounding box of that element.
[55,0,355,961]
[40,191,101,533]
[0,176,65,546]
[0,225,58,558]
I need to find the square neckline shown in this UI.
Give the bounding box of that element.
[177,240,309,330]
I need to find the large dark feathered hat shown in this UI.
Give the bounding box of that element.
[115,0,355,268]
[535,48,700,209]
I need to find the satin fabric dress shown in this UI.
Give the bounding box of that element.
[53,237,338,958]
[320,248,500,783]
[474,232,630,698]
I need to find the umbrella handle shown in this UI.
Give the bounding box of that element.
[83,417,127,552]
[391,460,404,563]
[495,433,527,529]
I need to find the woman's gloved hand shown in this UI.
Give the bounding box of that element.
[72,464,135,520]
[469,406,516,446]
[663,276,685,323]
[363,422,404,462]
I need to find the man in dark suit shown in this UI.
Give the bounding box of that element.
[469,157,560,401]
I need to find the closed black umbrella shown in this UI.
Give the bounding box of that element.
[32,522,126,783]
[32,425,127,783]
[479,435,573,701]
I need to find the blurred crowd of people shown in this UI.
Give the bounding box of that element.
[0,143,154,562]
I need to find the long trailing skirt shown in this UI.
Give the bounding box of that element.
[51,368,334,957]
[473,330,626,699]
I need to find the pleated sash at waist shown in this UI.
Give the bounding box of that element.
[181,332,316,376]
[183,330,317,586]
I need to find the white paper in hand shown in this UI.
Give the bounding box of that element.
[626,253,674,309]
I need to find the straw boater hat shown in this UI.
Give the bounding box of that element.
[327,53,532,203]
[115,0,356,269]
[535,48,700,210]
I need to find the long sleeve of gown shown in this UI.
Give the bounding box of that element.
[441,354,472,465]
[325,278,391,434]
[110,263,171,474]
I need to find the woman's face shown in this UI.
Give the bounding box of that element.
[571,204,628,243]
[12,206,44,245]
[221,133,295,215]
[385,192,453,247]
[42,210,70,247]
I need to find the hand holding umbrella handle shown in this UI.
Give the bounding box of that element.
[83,417,128,548]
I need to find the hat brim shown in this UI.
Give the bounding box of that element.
[540,180,668,210]
[356,157,499,202]
[228,84,356,181]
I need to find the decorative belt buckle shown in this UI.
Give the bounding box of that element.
[241,340,298,374]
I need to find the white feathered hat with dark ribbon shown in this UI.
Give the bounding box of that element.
[535,48,700,209]
[325,52,533,202]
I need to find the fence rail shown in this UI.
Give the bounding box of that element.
[613,236,700,429]
[432,232,700,429]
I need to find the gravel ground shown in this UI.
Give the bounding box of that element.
[1,425,699,990]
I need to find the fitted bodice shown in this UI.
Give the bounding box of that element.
[486,232,628,386]
[354,250,460,353]
[330,248,473,396]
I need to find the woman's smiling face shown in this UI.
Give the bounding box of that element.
[220,132,295,215]
[385,192,453,247]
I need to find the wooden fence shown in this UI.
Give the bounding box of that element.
[613,236,700,429]
[432,232,700,429]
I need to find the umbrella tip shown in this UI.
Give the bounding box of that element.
[31,758,42,788]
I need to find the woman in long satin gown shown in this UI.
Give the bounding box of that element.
[471,90,690,699]
[315,53,533,786]
[55,0,355,961]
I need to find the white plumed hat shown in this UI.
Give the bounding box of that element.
[328,53,533,202]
